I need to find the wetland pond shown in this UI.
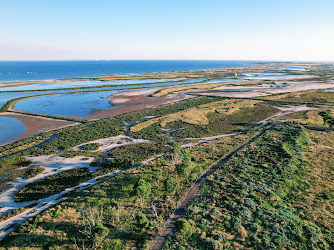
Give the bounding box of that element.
[13,91,118,118]
[0,117,26,144]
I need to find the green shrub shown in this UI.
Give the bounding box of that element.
[164,177,179,194]
[175,219,193,239]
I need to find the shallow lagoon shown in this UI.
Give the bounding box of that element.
[0,78,209,110]
[14,91,118,118]
[0,117,26,144]
[0,78,184,91]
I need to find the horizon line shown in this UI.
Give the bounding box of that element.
[0,59,333,63]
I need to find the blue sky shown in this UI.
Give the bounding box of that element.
[1,0,333,61]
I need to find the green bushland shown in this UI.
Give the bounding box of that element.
[0,133,53,157]
[27,119,126,155]
[0,131,255,249]
[91,142,170,176]
[23,166,45,179]
[0,155,31,191]
[14,168,93,202]
[80,143,101,151]
[164,124,333,249]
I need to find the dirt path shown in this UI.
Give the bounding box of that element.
[149,123,277,250]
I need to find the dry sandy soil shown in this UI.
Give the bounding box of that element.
[91,88,192,118]
[0,112,79,146]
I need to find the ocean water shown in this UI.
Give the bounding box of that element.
[0,60,259,82]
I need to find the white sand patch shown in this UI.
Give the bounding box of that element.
[274,105,316,112]
[72,135,150,152]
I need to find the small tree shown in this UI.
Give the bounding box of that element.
[136,212,148,229]
[93,222,109,244]
[170,141,182,154]
[134,179,152,208]
[176,162,191,179]
[318,110,332,125]
[175,218,193,239]
[169,141,183,166]
[164,177,179,194]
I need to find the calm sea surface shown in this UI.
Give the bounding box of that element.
[0,60,260,82]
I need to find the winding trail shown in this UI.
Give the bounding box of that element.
[149,122,278,250]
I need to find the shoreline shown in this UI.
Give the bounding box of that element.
[0,62,309,88]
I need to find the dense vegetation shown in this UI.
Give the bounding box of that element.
[164,125,334,249]
[28,119,126,155]
[0,133,253,249]
[14,168,93,202]
[91,142,170,176]
[23,165,45,179]
[80,143,101,151]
